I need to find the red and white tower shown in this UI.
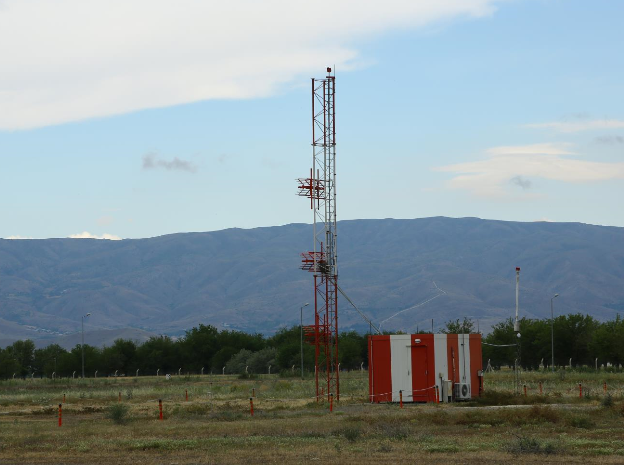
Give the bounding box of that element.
[297,68,339,401]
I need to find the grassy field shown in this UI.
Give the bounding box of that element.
[1,370,623,464]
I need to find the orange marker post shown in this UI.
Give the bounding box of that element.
[185,390,188,402]
[158,399,163,421]
[58,404,62,427]
[329,393,333,413]
[399,390,403,409]
[579,383,582,398]
[523,384,527,397]
[604,382,607,394]
[249,398,254,417]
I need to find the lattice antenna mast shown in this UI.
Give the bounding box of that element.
[297,67,339,401]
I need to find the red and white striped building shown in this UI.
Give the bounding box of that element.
[368,333,483,403]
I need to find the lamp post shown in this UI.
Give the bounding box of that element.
[81,313,91,379]
[550,294,559,372]
[300,303,309,380]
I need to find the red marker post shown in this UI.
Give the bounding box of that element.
[604,382,607,394]
[249,398,254,417]
[185,390,188,402]
[158,399,163,421]
[523,384,527,397]
[58,404,62,427]
[329,393,333,413]
[579,383,582,399]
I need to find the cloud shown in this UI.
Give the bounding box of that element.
[0,0,503,130]
[510,175,531,190]
[595,135,624,145]
[69,232,122,240]
[4,235,33,239]
[434,143,624,198]
[142,153,198,173]
[526,119,624,133]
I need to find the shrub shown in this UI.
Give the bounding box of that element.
[506,436,558,455]
[601,393,613,408]
[107,403,129,425]
[568,416,594,429]
[342,427,361,443]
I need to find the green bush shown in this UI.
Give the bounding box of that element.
[107,403,129,425]
[506,436,558,455]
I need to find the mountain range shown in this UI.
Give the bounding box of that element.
[1,217,623,347]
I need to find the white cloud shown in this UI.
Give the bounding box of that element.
[69,231,122,240]
[0,0,502,130]
[434,143,624,198]
[4,235,34,239]
[526,119,624,133]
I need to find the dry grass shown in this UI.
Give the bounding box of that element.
[1,371,623,463]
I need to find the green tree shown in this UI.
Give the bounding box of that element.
[442,318,475,334]
[225,349,253,374]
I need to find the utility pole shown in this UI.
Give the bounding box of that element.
[81,313,91,379]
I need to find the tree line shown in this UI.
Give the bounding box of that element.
[0,325,368,379]
[1,313,623,379]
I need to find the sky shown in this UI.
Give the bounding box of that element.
[1,0,623,240]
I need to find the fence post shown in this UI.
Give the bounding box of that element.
[523,384,527,396]
[578,383,582,398]
[118,391,121,402]
[58,404,62,427]
[185,389,188,402]
[250,398,254,416]
[329,393,333,413]
[399,390,403,409]
[159,399,163,420]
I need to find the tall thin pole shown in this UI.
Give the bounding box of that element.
[81,313,91,379]
[81,316,85,379]
[551,294,558,372]
[300,303,308,380]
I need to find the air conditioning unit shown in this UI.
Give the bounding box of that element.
[454,382,471,400]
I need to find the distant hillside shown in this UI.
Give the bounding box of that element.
[1,217,623,345]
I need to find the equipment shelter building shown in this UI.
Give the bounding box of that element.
[368,333,483,403]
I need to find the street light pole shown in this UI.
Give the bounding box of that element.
[550,294,559,373]
[81,313,91,379]
[300,303,309,380]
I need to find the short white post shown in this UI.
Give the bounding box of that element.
[72,371,76,379]
[361,362,364,372]
[178,368,182,376]
[292,365,295,373]
[245,366,248,374]
[114,370,118,377]
[201,367,204,375]
[52,372,56,379]
[95,370,98,378]
[156,368,160,377]
[569,358,572,368]
[222,366,225,375]
[268,365,271,375]
[136,369,139,377]
[595,358,598,371]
